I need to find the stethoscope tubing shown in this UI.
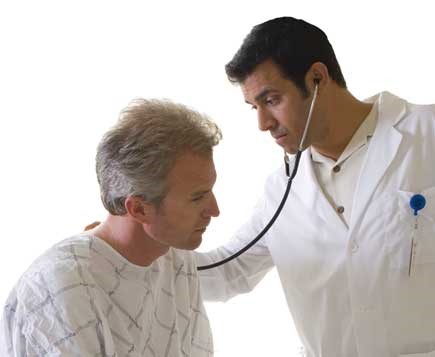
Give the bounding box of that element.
[197,150,302,271]
[196,83,318,271]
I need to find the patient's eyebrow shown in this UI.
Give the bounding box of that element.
[191,189,210,198]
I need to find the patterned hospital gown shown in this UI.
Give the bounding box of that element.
[0,234,213,356]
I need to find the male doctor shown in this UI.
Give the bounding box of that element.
[196,17,435,356]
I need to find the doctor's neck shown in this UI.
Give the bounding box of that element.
[311,87,373,161]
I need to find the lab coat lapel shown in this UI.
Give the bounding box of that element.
[293,149,348,232]
[349,92,406,231]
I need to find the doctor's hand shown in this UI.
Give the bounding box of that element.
[84,221,101,231]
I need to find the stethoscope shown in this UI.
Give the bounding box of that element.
[197,81,319,271]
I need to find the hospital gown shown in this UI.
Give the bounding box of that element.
[0,234,213,356]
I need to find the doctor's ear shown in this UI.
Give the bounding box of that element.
[306,62,329,91]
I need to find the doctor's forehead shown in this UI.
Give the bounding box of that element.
[241,60,292,101]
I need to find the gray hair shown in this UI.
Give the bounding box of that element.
[96,98,222,215]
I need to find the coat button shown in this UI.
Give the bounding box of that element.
[333,165,341,173]
[336,206,345,214]
[351,241,359,253]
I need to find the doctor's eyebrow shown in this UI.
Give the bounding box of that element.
[254,88,276,103]
[245,88,277,106]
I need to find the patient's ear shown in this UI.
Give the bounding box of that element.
[124,196,156,224]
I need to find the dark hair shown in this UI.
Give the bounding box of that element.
[225,17,346,96]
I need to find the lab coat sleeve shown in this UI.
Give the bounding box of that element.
[195,192,275,302]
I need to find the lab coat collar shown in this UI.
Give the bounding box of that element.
[349,91,406,232]
[363,91,407,127]
[292,92,406,234]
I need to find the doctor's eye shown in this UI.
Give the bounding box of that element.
[265,96,280,106]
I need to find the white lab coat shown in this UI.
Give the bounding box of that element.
[197,92,435,357]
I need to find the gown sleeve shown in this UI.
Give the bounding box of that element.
[0,266,113,356]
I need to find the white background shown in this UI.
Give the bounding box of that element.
[1,1,434,355]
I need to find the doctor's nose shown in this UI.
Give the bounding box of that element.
[257,108,275,132]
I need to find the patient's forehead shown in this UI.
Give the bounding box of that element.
[165,152,216,193]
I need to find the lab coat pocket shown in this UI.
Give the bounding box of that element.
[385,187,435,272]
[384,188,435,357]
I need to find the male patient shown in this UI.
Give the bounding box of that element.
[0,99,221,356]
